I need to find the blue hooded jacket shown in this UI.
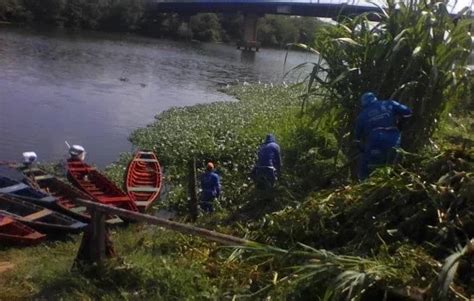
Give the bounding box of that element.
[201,171,221,202]
[355,95,412,151]
[355,93,412,180]
[257,134,281,172]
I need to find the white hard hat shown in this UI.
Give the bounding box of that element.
[22,152,37,164]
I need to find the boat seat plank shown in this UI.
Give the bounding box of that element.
[40,196,57,203]
[70,221,87,229]
[25,167,41,172]
[70,206,87,213]
[34,175,55,181]
[134,159,158,163]
[136,201,150,206]
[23,210,51,221]
[128,186,159,192]
[137,151,154,155]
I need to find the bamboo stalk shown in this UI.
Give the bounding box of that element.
[74,198,253,246]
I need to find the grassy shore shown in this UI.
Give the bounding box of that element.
[0,85,305,300]
[1,85,473,300]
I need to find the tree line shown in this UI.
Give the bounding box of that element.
[0,0,325,47]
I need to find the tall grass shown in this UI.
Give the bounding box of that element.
[302,0,472,155]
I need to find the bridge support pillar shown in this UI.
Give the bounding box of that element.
[237,13,261,51]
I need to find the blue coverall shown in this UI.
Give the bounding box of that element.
[200,171,221,212]
[355,93,412,180]
[253,134,281,189]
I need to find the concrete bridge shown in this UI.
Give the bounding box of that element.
[150,0,383,50]
[151,0,380,17]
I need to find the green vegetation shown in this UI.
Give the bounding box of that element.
[258,15,323,48]
[300,0,472,157]
[1,0,473,300]
[107,85,306,214]
[0,0,324,46]
[1,83,472,300]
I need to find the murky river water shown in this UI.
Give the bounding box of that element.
[0,26,314,167]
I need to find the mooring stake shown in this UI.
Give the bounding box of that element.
[74,209,115,268]
[188,158,198,221]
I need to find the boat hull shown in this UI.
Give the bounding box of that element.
[0,214,46,245]
[0,166,57,208]
[67,160,138,212]
[126,151,163,212]
[22,168,91,223]
[0,194,87,234]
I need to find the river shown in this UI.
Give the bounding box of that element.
[0,26,315,167]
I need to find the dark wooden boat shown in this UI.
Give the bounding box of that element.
[22,168,91,223]
[0,213,46,245]
[0,166,57,208]
[126,151,163,212]
[0,194,87,234]
[67,159,138,212]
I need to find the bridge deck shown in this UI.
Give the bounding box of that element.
[151,0,382,17]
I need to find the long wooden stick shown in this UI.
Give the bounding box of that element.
[74,198,254,246]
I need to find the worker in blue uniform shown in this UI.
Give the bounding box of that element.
[200,162,221,213]
[355,92,412,180]
[251,134,281,190]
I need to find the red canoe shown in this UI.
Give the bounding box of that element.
[67,159,138,212]
[126,151,163,212]
[0,213,46,245]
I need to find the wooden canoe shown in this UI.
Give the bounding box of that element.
[0,194,87,234]
[0,166,57,208]
[125,151,163,212]
[0,213,46,245]
[22,168,91,223]
[67,159,138,212]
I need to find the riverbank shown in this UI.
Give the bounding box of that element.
[0,84,306,299]
[1,85,473,300]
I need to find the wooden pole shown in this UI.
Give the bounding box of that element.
[188,158,198,221]
[90,211,106,262]
[74,198,254,246]
[74,210,116,267]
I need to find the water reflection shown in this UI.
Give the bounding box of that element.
[0,26,316,167]
[240,50,256,64]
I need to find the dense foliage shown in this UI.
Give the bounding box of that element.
[258,15,323,47]
[107,85,318,214]
[0,0,324,46]
[301,0,472,157]
[1,85,472,300]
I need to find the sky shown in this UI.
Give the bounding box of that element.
[447,0,473,12]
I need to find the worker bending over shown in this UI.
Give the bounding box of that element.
[355,92,412,180]
[252,134,281,190]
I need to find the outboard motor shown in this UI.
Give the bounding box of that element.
[69,145,86,161]
[22,151,37,168]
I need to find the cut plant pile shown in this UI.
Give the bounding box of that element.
[251,146,473,299]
